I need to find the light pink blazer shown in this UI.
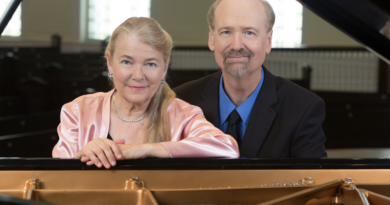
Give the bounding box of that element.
[52,90,239,159]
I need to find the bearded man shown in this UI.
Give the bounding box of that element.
[174,0,327,158]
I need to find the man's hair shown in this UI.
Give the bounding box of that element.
[207,0,275,32]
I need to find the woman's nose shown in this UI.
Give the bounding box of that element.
[132,65,145,81]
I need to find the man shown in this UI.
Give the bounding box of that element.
[174,0,327,158]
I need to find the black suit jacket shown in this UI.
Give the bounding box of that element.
[173,67,327,158]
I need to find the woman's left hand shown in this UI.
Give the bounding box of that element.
[85,143,170,166]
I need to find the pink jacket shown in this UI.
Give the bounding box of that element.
[52,90,239,159]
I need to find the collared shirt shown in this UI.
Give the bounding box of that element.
[217,68,264,140]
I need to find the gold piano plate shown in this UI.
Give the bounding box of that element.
[1,169,390,204]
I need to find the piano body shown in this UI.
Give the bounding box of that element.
[1,0,390,204]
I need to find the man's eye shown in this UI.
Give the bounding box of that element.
[146,63,157,68]
[245,31,255,35]
[221,31,230,35]
[121,60,131,65]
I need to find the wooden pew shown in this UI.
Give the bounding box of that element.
[167,66,311,89]
[317,92,390,149]
[168,69,219,88]
[0,111,60,136]
[0,95,28,116]
[0,129,58,157]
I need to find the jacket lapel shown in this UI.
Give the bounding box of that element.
[197,71,222,126]
[240,67,278,158]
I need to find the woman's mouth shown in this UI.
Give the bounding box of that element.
[129,86,146,91]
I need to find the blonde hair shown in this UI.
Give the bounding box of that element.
[105,17,176,143]
[207,0,275,32]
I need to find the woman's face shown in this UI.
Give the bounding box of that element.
[107,35,168,106]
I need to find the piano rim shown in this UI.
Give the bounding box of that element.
[1,158,390,170]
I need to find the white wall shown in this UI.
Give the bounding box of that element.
[151,0,212,46]
[302,7,361,47]
[0,0,362,52]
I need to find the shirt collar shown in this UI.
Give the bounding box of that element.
[219,68,264,126]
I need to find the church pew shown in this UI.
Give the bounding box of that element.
[0,95,28,116]
[317,92,390,149]
[0,129,58,157]
[168,69,219,88]
[0,111,60,136]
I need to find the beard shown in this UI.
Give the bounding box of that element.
[222,48,253,78]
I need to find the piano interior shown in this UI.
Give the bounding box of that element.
[1,169,390,205]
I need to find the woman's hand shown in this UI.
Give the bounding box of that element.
[80,142,171,168]
[74,138,125,169]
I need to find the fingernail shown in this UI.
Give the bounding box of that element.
[117,154,122,158]
[111,161,116,166]
[97,163,102,167]
[106,163,110,168]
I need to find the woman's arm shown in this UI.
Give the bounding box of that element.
[114,143,170,159]
[160,113,240,158]
[83,143,169,166]
[52,103,81,158]
[53,101,124,169]
[115,100,239,159]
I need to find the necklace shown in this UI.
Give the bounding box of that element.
[113,93,146,123]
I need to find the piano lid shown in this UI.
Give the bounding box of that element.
[298,0,390,64]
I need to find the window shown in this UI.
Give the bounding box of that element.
[0,0,21,37]
[88,0,151,40]
[267,0,303,48]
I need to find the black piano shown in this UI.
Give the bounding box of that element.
[0,0,390,204]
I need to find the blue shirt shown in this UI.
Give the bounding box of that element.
[217,68,264,140]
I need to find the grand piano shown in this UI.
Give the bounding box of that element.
[1,0,390,204]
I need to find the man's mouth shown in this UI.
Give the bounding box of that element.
[225,56,249,62]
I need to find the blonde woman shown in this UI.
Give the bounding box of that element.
[52,17,239,168]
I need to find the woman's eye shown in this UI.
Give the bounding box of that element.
[146,63,157,68]
[121,60,131,65]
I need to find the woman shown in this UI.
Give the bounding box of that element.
[52,17,239,168]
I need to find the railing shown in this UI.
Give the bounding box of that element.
[170,47,380,93]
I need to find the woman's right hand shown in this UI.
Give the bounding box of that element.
[74,138,125,169]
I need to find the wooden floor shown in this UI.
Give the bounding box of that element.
[326,148,390,158]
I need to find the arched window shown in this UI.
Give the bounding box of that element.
[268,0,303,48]
[88,0,151,40]
[0,0,21,37]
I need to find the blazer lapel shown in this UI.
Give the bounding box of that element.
[197,71,222,126]
[240,67,278,158]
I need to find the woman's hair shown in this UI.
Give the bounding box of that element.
[105,17,176,143]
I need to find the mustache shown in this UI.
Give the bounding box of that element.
[223,49,253,62]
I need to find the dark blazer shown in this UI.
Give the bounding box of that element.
[173,67,327,158]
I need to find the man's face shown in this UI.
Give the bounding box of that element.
[209,0,273,78]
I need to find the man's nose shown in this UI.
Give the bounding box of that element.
[230,33,244,51]
[132,64,145,81]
